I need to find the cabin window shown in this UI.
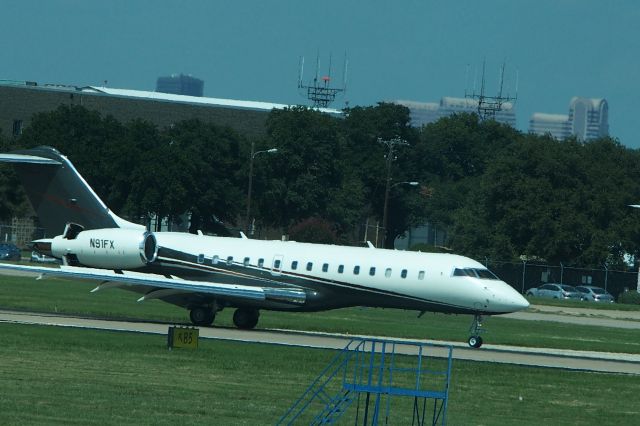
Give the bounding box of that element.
[274,259,281,269]
[353,266,360,275]
[418,271,425,280]
[369,267,376,276]
[401,269,407,279]
[291,261,298,270]
[197,254,204,264]
[258,258,264,268]
[212,255,219,265]
[322,263,329,272]
[385,268,392,278]
[227,256,233,265]
[243,257,250,267]
[306,262,313,271]
[338,265,344,273]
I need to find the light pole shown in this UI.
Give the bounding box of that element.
[245,141,278,235]
[378,136,410,248]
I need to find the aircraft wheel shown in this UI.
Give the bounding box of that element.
[189,307,215,326]
[233,308,260,329]
[468,336,483,349]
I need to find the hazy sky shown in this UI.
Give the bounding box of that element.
[2,1,638,146]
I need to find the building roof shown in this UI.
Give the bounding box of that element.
[569,97,607,110]
[83,86,342,114]
[0,80,342,115]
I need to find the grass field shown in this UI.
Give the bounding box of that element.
[1,272,640,424]
[0,322,638,425]
[1,275,640,354]
[525,295,640,312]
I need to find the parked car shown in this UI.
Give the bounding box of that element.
[526,283,582,300]
[0,243,22,261]
[576,286,615,303]
[30,251,59,264]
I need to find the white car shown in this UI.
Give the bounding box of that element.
[526,283,582,300]
[576,286,615,303]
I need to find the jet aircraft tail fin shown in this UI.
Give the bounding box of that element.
[0,146,143,236]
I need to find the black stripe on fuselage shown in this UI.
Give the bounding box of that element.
[148,247,483,314]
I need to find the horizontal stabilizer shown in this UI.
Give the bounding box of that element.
[0,153,62,165]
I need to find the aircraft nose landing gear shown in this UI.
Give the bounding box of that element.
[468,314,485,348]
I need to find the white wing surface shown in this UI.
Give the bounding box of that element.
[0,263,306,304]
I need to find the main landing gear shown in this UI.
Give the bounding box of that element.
[467,314,485,349]
[233,308,260,329]
[189,306,216,326]
[188,306,260,330]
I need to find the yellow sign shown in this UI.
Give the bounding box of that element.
[167,326,199,349]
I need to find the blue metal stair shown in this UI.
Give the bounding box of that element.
[278,338,453,425]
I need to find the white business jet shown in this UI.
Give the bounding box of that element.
[0,146,528,348]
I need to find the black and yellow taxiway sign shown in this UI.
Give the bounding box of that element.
[167,326,199,349]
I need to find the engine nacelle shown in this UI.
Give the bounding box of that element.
[51,228,158,269]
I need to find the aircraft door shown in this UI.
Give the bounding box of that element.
[271,254,284,276]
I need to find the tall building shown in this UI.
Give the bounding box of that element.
[568,97,608,141]
[394,97,516,128]
[156,73,204,97]
[528,97,609,141]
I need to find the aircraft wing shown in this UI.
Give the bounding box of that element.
[0,263,306,305]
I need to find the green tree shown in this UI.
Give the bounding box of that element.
[342,102,422,246]
[18,105,126,204]
[259,107,352,232]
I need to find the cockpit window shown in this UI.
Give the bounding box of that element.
[453,268,499,280]
[475,269,499,280]
[453,268,476,277]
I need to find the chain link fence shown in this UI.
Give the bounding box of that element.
[485,259,638,299]
[0,218,46,249]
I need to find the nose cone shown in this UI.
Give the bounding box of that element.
[508,291,530,311]
[490,281,530,313]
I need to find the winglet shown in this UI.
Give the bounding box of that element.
[240,232,248,239]
[366,241,375,249]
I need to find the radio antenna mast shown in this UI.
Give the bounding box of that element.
[297,51,347,108]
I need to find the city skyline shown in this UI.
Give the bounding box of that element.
[1,1,638,147]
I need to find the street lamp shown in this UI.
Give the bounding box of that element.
[391,181,419,189]
[381,180,419,248]
[378,136,410,248]
[245,141,278,235]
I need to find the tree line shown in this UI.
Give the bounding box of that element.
[1,103,639,269]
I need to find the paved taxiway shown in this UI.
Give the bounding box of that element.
[0,309,638,375]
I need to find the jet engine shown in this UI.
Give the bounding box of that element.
[49,228,158,269]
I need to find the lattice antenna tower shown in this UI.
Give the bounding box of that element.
[298,52,348,108]
[465,60,518,121]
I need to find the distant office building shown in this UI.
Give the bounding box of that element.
[394,97,516,128]
[156,73,204,97]
[529,113,571,140]
[0,79,341,141]
[528,97,608,141]
[569,97,608,141]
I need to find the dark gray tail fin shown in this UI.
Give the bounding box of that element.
[0,146,143,237]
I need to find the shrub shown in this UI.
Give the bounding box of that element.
[617,290,640,305]
[288,217,338,244]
